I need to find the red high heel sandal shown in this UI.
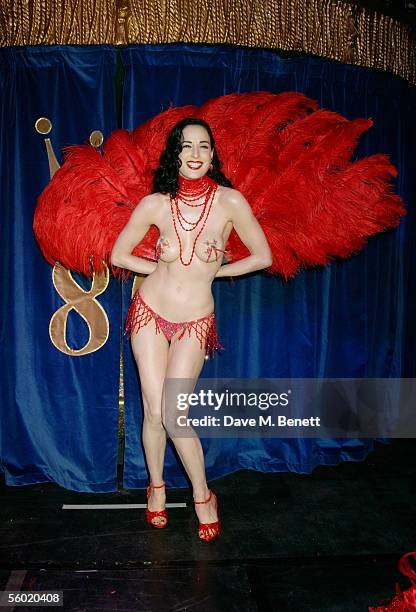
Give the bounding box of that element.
[193,489,220,542]
[145,481,168,529]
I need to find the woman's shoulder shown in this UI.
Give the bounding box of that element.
[138,192,165,205]
[130,193,166,224]
[134,192,167,212]
[217,185,249,208]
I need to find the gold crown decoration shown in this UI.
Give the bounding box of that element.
[89,130,104,148]
[1,0,415,86]
[34,118,60,179]
[34,119,105,180]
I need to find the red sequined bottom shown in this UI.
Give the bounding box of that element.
[124,291,224,358]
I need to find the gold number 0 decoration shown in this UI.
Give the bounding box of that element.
[49,263,110,356]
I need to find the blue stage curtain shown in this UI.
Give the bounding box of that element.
[120,44,415,488]
[0,46,121,492]
[1,44,414,493]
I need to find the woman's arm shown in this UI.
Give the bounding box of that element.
[215,190,272,278]
[110,195,159,275]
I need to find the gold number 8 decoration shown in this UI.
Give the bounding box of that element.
[49,263,110,356]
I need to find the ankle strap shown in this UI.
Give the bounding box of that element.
[148,481,165,489]
[193,489,212,504]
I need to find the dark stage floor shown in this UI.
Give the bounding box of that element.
[1,440,415,611]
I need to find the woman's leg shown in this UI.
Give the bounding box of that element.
[162,334,218,527]
[131,324,169,522]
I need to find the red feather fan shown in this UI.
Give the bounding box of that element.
[369,550,416,611]
[33,92,405,279]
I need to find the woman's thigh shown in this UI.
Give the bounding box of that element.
[166,332,207,379]
[162,333,207,432]
[130,323,169,415]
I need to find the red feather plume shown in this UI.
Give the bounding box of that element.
[33,92,405,280]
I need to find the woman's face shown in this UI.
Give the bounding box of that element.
[178,125,213,180]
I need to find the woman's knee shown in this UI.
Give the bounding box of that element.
[142,396,163,428]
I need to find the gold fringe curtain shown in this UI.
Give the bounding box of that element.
[1,0,414,85]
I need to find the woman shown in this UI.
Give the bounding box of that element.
[110,118,272,541]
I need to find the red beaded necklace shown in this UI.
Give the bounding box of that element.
[170,175,218,266]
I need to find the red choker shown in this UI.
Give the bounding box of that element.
[177,175,216,197]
